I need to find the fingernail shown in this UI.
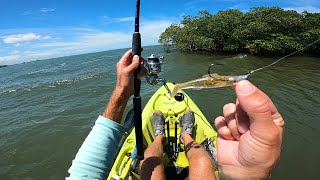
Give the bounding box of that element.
[237,80,255,96]
[133,55,139,61]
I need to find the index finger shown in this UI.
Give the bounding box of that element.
[118,49,133,67]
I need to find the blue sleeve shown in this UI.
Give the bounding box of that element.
[66,115,127,180]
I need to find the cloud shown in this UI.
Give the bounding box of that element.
[140,20,174,45]
[38,32,132,53]
[283,6,320,13]
[103,16,135,23]
[37,42,81,48]
[114,17,135,22]
[12,50,19,54]
[20,8,56,16]
[36,19,175,50]
[0,18,176,65]
[40,8,56,13]
[0,54,20,62]
[24,51,56,58]
[0,51,58,65]
[79,32,131,48]
[3,33,51,44]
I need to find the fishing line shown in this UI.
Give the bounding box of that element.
[249,38,320,74]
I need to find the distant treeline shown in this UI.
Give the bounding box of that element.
[159,7,320,55]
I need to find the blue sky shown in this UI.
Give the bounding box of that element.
[0,0,319,65]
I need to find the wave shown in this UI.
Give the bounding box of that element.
[232,54,248,59]
[0,73,105,96]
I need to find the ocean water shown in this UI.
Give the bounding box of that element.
[0,45,319,179]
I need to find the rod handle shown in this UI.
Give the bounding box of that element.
[132,32,141,56]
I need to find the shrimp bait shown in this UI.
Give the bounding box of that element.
[171,73,250,97]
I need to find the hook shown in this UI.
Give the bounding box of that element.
[208,64,214,77]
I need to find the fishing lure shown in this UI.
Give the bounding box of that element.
[171,73,250,97]
[171,38,320,97]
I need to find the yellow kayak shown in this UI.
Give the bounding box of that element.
[107,83,218,180]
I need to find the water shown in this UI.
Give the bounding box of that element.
[1,45,319,179]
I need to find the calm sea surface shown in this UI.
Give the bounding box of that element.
[0,45,319,179]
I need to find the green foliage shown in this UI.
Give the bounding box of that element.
[159,7,320,55]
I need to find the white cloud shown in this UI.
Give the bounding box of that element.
[12,50,19,54]
[38,42,81,48]
[283,6,320,13]
[70,27,98,32]
[79,32,132,48]
[0,51,58,65]
[0,54,20,62]
[40,8,56,13]
[25,51,56,58]
[36,32,131,51]
[103,16,135,23]
[3,33,51,44]
[20,8,56,16]
[140,20,174,45]
[0,18,176,65]
[114,17,135,22]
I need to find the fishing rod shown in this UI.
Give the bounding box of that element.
[132,0,144,160]
[131,0,169,162]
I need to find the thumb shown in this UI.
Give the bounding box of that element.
[235,80,276,131]
[126,55,140,73]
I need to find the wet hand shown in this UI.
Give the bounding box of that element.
[214,80,285,179]
[116,49,147,98]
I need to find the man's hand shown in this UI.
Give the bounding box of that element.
[116,49,147,98]
[102,49,147,123]
[214,80,285,179]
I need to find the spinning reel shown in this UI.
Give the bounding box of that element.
[145,54,165,85]
[144,54,184,102]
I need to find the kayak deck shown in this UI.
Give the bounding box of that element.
[108,83,217,180]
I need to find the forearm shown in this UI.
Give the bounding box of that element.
[102,87,131,123]
[67,116,126,179]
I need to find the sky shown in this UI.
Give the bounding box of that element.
[0,0,319,65]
